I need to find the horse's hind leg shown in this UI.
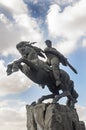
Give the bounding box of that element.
[70,85,79,100]
[66,98,77,108]
[67,81,79,107]
[52,91,73,103]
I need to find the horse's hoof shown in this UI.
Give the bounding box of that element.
[37,98,43,103]
[7,71,12,75]
[31,101,36,106]
[67,99,77,109]
[37,96,45,103]
[52,99,57,104]
[52,95,60,103]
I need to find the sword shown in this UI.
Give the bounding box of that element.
[67,61,78,74]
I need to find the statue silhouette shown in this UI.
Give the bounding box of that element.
[6,41,78,108]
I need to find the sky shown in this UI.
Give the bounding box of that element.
[0,0,86,129]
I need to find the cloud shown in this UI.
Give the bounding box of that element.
[0,13,20,55]
[76,104,86,125]
[0,0,45,96]
[54,0,80,7]
[0,0,28,15]
[0,99,27,130]
[82,38,86,47]
[46,0,86,55]
[0,0,44,56]
[0,60,33,96]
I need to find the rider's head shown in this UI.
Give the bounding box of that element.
[45,40,52,47]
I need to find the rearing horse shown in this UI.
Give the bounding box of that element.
[6,41,78,107]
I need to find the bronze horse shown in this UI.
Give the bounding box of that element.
[6,42,78,107]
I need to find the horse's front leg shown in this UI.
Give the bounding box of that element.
[6,62,19,75]
[6,63,13,75]
[12,58,25,72]
[6,58,23,75]
[12,61,20,72]
[37,94,55,103]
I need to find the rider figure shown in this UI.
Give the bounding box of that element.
[44,40,67,87]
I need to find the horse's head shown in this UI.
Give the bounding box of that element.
[16,41,33,58]
[16,41,27,57]
[16,41,38,60]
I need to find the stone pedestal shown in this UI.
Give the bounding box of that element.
[26,103,85,130]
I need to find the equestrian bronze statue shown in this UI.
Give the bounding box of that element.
[6,41,78,108]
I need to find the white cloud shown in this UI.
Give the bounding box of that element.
[0,14,20,55]
[0,0,44,56]
[0,99,27,130]
[46,0,86,55]
[54,0,80,5]
[0,0,28,15]
[0,60,33,96]
[82,38,86,47]
[76,104,86,125]
[29,0,39,4]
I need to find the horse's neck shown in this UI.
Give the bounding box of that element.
[27,49,38,60]
[27,55,38,60]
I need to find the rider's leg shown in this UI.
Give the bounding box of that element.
[51,57,61,86]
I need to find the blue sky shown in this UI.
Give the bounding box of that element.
[0,0,86,129]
